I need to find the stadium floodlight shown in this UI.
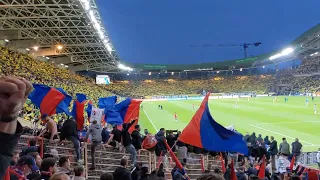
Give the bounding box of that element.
[315,52,319,55]
[46,57,50,60]
[269,53,281,60]
[33,46,39,51]
[26,48,30,51]
[263,66,265,68]
[65,65,68,68]
[217,71,219,73]
[240,68,243,71]
[56,45,63,50]
[106,43,113,52]
[118,64,125,69]
[149,72,151,75]
[61,63,64,66]
[281,47,293,56]
[127,74,129,76]
[171,72,174,75]
[4,39,9,42]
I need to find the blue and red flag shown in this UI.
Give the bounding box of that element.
[71,93,87,131]
[56,88,72,115]
[28,84,65,116]
[98,96,117,109]
[115,98,142,133]
[86,100,93,122]
[178,93,248,155]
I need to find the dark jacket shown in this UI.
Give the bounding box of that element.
[236,171,247,180]
[269,140,278,155]
[113,167,132,180]
[0,122,23,178]
[166,134,177,152]
[34,173,51,180]
[121,120,136,147]
[111,128,121,142]
[292,141,302,154]
[21,146,38,156]
[61,119,78,139]
[131,129,142,149]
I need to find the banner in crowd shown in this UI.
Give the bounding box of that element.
[90,107,104,125]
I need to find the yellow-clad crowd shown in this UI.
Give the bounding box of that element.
[105,75,274,98]
[0,46,113,122]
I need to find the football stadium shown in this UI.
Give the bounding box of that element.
[1,0,320,180]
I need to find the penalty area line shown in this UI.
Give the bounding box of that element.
[142,109,158,132]
[249,124,314,146]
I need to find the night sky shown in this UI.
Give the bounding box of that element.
[96,0,319,64]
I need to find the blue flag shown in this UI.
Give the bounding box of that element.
[98,96,117,109]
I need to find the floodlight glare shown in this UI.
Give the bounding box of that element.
[4,39,9,42]
[281,47,293,56]
[56,45,63,50]
[33,46,39,51]
[171,72,174,75]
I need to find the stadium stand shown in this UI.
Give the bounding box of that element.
[105,76,274,98]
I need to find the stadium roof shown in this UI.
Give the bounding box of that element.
[123,23,320,72]
[0,1,319,73]
[0,0,119,72]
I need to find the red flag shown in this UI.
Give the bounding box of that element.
[3,168,10,180]
[220,152,226,173]
[230,160,237,180]
[258,155,266,179]
[289,156,295,171]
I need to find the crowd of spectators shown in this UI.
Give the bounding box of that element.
[105,76,274,98]
[0,46,114,122]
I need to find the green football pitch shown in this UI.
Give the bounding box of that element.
[138,96,320,152]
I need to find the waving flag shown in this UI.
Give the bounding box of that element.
[115,98,142,133]
[258,155,266,179]
[86,100,93,122]
[178,93,248,155]
[98,96,117,109]
[28,84,65,115]
[56,88,72,115]
[71,93,87,130]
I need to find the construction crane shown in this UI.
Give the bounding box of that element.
[218,42,262,59]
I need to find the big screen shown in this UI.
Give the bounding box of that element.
[96,75,111,85]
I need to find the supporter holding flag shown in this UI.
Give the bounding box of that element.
[71,93,87,131]
[131,125,142,150]
[121,120,137,167]
[38,114,58,143]
[178,93,248,155]
[60,117,81,163]
[85,120,102,170]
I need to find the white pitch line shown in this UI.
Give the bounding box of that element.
[142,109,158,132]
[249,124,314,145]
[255,120,320,125]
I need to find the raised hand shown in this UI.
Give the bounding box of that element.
[0,76,32,122]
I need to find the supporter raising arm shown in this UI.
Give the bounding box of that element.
[0,76,33,178]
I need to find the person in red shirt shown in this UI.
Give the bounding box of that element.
[174,112,178,122]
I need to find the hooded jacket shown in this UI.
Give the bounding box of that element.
[86,124,102,142]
